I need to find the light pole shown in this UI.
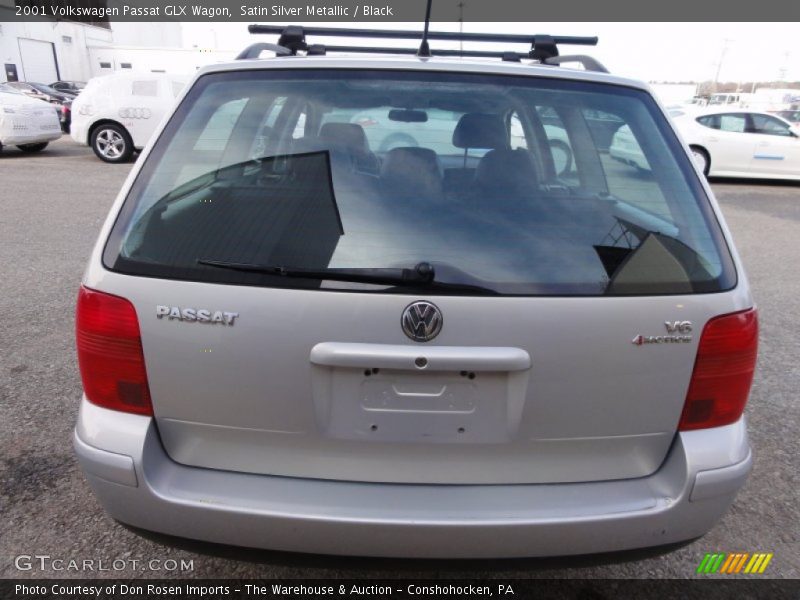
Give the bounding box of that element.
[713,38,733,94]
[777,51,790,85]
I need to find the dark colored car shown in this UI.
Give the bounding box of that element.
[6,81,76,103]
[51,81,86,94]
[59,101,72,133]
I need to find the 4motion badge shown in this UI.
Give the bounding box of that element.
[632,320,692,346]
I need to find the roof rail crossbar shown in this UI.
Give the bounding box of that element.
[319,46,528,61]
[248,24,597,48]
[236,42,291,60]
[244,24,600,67]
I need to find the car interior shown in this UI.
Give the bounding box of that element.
[109,75,730,295]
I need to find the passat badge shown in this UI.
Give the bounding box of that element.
[156,305,238,325]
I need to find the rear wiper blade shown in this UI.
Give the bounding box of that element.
[197,259,436,286]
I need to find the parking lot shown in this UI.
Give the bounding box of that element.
[0,137,798,579]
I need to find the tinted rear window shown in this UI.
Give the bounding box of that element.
[104,69,735,296]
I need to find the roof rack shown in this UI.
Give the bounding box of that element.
[240,24,605,71]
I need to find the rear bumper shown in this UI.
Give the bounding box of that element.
[0,131,61,146]
[74,398,751,558]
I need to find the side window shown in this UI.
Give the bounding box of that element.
[292,110,308,139]
[264,97,286,129]
[718,114,746,133]
[131,80,158,97]
[192,98,247,152]
[535,106,574,177]
[750,114,793,136]
[696,115,719,129]
[609,123,652,172]
[583,109,626,150]
[591,109,670,220]
[508,113,528,150]
[250,96,287,159]
[170,81,185,98]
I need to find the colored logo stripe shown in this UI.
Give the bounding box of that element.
[697,553,725,573]
[744,553,773,574]
[697,552,773,574]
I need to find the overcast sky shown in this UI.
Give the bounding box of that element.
[182,22,798,84]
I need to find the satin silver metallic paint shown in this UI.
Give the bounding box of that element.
[73,56,755,556]
[74,399,752,558]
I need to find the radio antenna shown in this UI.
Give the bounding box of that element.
[417,0,434,57]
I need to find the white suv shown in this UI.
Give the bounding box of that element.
[70,72,187,163]
[73,26,757,558]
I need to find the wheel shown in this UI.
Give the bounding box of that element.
[378,133,418,153]
[690,146,710,176]
[91,123,134,163]
[17,142,49,153]
[548,139,573,176]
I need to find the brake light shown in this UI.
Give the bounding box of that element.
[76,286,152,416]
[678,309,758,431]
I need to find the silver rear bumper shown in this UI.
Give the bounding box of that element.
[74,398,751,558]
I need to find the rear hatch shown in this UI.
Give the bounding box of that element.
[98,65,738,484]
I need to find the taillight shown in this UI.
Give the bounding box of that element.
[678,308,758,431]
[76,286,152,416]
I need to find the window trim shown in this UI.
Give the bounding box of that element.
[101,67,738,297]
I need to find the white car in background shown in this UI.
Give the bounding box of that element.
[0,83,62,155]
[70,72,187,163]
[672,108,800,179]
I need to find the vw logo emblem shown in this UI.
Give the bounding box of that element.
[401,301,442,342]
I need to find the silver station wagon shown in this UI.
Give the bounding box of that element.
[73,25,758,558]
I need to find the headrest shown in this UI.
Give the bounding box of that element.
[452,113,508,149]
[380,147,442,198]
[319,122,369,153]
[475,149,538,192]
[381,147,440,177]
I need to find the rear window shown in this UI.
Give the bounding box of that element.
[104,69,735,296]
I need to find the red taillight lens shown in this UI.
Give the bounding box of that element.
[76,286,152,416]
[678,308,758,431]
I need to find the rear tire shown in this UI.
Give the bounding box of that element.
[17,142,49,153]
[91,123,134,163]
[690,146,710,176]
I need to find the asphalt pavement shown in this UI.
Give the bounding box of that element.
[0,138,798,579]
